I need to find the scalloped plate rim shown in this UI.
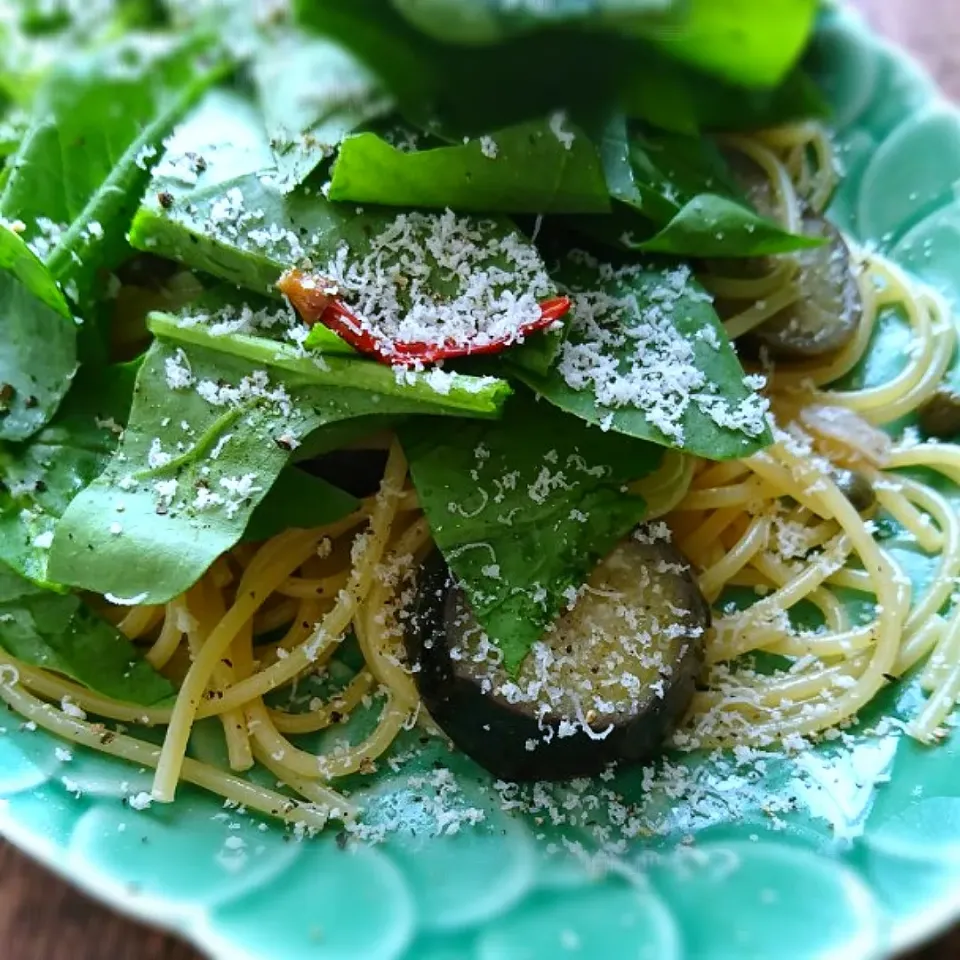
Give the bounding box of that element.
[3,5,960,960]
[0,801,242,959]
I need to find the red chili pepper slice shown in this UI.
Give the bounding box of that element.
[278,267,571,366]
[320,296,570,365]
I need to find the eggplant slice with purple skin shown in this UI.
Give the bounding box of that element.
[406,536,709,782]
[716,150,863,359]
[747,213,863,359]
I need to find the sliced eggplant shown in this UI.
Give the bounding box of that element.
[747,213,862,359]
[714,151,862,359]
[918,386,960,439]
[717,151,863,360]
[406,536,709,781]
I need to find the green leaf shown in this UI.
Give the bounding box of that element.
[0,32,225,307]
[586,114,821,257]
[294,0,643,138]
[389,0,676,44]
[294,0,437,121]
[243,467,359,543]
[379,0,817,89]
[638,193,825,257]
[128,89,557,338]
[0,361,139,586]
[514,254,773,460]
[0,224,75,441]
[402,390,661,671]
[0,31,222,443]
[252,29,393,192]
[328,117,610,213]
[48,316,508,604]
[0,106,28,160]
[0,565,174,705]
[148,312,512,418]
[630,0,820,89]
[622,61,828,135]
[0,0,166,103]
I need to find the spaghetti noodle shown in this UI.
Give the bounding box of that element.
[1,122,958,828]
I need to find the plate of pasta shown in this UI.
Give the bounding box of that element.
[1,1,960,958]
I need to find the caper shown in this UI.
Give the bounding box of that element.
[834,469,876,513]
[918,387,960,440]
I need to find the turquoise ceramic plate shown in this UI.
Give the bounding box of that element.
[3,6,960,959]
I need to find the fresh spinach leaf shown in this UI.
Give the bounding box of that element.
[129,89,558,340]
[639,194,824,257]
[0,31,222,442]
[0,564,174,705]
[48,317,508,604]
[386,0,816,88]
[0,106,27,160]
[389,0,676,44]
[622,58,828,135]
[514,253,773,460]
[253,29,393,192]
[294,0,438,123]
[297,0,824,148]
[0,31,225,307]
[294,0,637,138]
[0,0,165,103]
[148,311,512,417]
[630,0,820,89]
[629,127,743,206]
[289,415,399,465]
[151,280,356,359]
[403,390,661,671]
[0,224,75,441]
[243,467,358,543]
[328,117,610,213]
[0,362,139,587]
[586,114,821,257]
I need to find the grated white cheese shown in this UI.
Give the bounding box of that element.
[147,438,173,469]
[27,217,67,260]
[195,369,293,416]
[128,791,153,811]
[319,209,552,358]
[557,255,769,443]
[154,478,178,509]
[548,110,576,151]
[209,433,233,460]
[478,135,499,159]
[193,487,226,511]
[219,474,263,518]
[164,348,195,389]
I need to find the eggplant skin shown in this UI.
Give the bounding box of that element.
[406,540,709,782]
[749,214,862,359]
